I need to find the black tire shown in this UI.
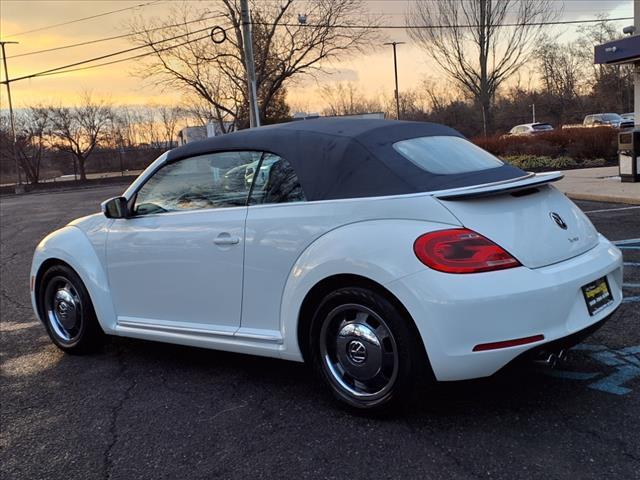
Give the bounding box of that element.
[38,264,105,354]
[308,287,426,410]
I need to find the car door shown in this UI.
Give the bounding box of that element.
[241,153,309,339]
[106,151,261,334]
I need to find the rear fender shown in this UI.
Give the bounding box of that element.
[31,226,116,334]
[279,219,455,361]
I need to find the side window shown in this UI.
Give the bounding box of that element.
[134,151,262,215]
[249,154,306,205]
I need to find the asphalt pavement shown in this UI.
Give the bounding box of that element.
[1,185,639,480]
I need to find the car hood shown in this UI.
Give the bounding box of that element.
[67,213,107,232]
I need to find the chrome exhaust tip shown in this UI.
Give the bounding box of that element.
[557,349,568,363]
[533,352,558,368]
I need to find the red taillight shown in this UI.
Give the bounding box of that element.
[413,228,520,274]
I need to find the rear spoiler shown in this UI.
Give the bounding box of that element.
[432,171,564,200]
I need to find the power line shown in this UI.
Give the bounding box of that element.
[2,23,228,84]
[36,29,232,78]
[3,1,163,38]
[7,14,226,59]
[2,15,631,84]
[255,16,633,29]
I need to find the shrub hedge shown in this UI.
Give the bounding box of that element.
[501,155,606,171]
[472,127,618,161]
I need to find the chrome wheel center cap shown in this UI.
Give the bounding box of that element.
[53,289,78,330]
[347,340,367,364]
[57,301,69,316]
[335,322,382,380]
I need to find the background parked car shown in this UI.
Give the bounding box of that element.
[583,113,625,128]
[508,123,554,136]
[620,113,635,130]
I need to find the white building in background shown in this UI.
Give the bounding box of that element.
[177,126,207,145]
[177,121,235,145]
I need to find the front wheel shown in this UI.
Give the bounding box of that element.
[38,264,104,354]
[309,287,425,410]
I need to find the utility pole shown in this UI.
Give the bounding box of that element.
[531,103,536,123]
[635,0,640,126]
[0,40,23,193]
[384,41,405,120]
[240,0,260,128]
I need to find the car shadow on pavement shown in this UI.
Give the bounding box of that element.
[100,335,593,417]
[2,317,619,418]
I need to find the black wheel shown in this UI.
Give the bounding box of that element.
[38,264,104,354]
[309,287,425,410]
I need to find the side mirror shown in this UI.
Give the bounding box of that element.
[101,196,129,219]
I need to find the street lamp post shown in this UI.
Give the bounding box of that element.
[384,41,405,120]
[531,103,536,123]
[0,40,23,193]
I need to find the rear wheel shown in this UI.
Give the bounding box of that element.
[309,287,425,410]
[39,264,104,354]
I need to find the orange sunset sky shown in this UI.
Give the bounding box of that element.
[0,0,634,111]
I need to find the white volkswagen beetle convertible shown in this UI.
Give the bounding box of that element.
[31,119,623,409]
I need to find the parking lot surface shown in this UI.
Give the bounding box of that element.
[1,186,639,480]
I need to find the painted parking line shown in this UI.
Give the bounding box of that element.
[624,283,640,288]
[584,206,640,214]
[623,295,640,304]
[625,262,640,267]
[613,238,640,251]
[613,238,640,245]
[545,344,640,395]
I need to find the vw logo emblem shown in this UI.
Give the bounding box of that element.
[347,340,367,364]
[550,212,568,230]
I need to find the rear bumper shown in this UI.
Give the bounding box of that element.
[513,309,614,363]
[386,235,623,381]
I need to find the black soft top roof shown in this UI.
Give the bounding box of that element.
[166,118,525,201]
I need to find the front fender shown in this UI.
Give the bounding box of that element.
[279,219,452,361]
[31,225,117,334]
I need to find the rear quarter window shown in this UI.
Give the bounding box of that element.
[393,136,504,175]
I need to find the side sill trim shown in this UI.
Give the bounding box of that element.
[117,320,283,344]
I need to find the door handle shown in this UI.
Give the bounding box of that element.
[214,233,240,246]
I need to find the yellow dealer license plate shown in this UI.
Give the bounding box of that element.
[582,276,613,316]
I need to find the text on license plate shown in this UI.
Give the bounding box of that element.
[581,276,613,316]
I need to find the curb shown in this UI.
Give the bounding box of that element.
[566,192,640,205]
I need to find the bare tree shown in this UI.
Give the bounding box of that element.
[421,78,457,115]
[534,36,584,126]
[575,17,634,113]
[15,107,51,184]
[129,0,378,130]
[157,105,184,148]
[134,107,163,148]
[320,82,383,117]
[109,106,141,150]
[48,94,112,181]
[407,0,555,132]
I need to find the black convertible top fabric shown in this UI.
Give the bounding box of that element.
[166,118,526,201]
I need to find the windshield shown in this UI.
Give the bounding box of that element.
[533,124,553,131]
[603,114,622,122]
[393,136,504,175]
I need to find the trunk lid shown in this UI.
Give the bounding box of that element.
[435,181,599,269]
